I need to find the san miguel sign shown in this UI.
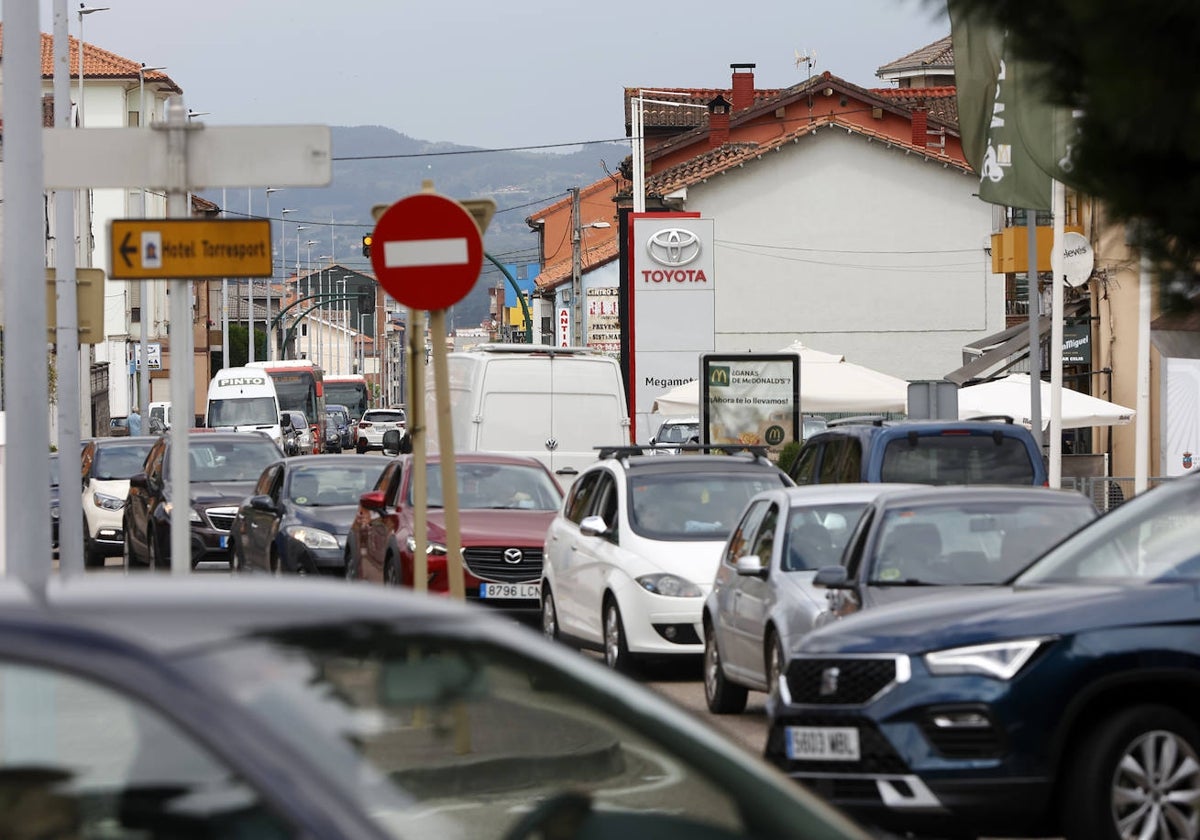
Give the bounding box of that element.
[627,213,716,442]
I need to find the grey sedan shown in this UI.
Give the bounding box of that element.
[703,483,923,714]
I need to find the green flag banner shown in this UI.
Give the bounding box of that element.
[950,7,1077,210]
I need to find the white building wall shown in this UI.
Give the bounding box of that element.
[684,129,1003,382]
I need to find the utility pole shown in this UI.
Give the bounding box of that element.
[570,186,582,347]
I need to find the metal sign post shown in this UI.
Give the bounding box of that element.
[40,96,331,576]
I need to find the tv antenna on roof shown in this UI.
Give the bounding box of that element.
[795,49,817,83]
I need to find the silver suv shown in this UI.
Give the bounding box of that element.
[649,417,700,455]
[355,408,406,454]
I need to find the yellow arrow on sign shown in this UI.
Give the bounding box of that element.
[108,218,272,279]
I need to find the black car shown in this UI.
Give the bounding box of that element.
[0,575,870,840]
[230,454,391,575]
[123,431,285,569]
[765,471,1200,840]
[325,403,352,450]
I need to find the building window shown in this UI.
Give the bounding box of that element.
[131,306,141,324]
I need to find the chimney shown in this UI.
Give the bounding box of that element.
[911,107,928,148]
[730,63,756,111]
[708,95,731,149]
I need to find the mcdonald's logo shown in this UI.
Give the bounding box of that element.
[708,366,731,387]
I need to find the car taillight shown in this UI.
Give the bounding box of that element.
[358,421,371,428]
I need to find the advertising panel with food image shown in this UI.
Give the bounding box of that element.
[701,353,800,456]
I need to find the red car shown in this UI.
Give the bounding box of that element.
[345,452,564,619]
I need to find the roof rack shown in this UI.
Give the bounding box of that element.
[827,415,887,427]
[595,443,772,462]
[464,344,598,356]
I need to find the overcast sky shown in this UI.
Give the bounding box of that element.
[28,0,948,150]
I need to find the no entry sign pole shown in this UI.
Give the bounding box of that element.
[370,186,491,601]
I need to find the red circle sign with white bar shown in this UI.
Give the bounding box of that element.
[370,193,483,310]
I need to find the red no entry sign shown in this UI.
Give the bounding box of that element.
[370,193,484,310]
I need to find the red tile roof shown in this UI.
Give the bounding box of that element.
[623,87,783,133]
[872,86,959,126]
[0,25,182,93]
[532,236,620,291]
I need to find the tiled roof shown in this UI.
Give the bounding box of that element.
[872,86,959,127]
[623,87,783,132]
[532,237,620,291]
[876,35,954,75]
[0,26,182,93]
[525,178,620,227]
[645,116,971,197]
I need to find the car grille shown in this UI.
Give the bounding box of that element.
[205,507,238,532]
[799,776,883,805]
[785,656,899,705]
[766,714,910,774]
[463,547,542,583]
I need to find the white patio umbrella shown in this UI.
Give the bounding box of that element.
[958,374,1136,429]
[650,342,909,415]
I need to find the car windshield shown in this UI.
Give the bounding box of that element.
[181,626,780,840]
[630,471,784,539]
[869,498,1098,585]
[1017,477,1200,584]
[657,422,698,444]
[417,463,562,511]
[208,397,278,428]
[289,464,389,506]
[365,410,405,424]
[879,433,1036,485]
[92,443,154,480]
[166,439,280,483]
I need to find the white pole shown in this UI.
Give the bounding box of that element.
[221,187,229,368]
[632,91,645,214]
[164,97,194,576]
[1135,253,1152,494]
[1049,181,1065,489]
[249,188,257,363]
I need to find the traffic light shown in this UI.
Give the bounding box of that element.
[361,234,372,257]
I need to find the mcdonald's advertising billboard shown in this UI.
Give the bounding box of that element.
[701,353,800,456]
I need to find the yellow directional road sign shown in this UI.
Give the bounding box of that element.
[109,218,272,279]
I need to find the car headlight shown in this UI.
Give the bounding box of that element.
[636,574,703,598]
[161,501,203,523]
[924,638,1051,680]
[93,492,126,511]
[405,536,448,556]
[286,526,340,550]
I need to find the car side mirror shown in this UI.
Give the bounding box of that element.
[249,494,278,513]
[359,490,388,511]
[129,472,148,490]
[813,565,850,588]
[580,514,609,537]
[735,555,767,577]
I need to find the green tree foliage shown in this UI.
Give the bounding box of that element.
[941,0,1200,306]
[220,325,267,371]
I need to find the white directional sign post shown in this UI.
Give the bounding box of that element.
[41,97,331,575]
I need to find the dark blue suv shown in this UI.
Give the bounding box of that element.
[765,471,1200,839]
[787,417,1048,487]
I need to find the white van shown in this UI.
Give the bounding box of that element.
[426,345,630,485]
[205,367,286,448]
[148,401,172,434]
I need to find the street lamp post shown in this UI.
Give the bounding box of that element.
[313,254,329,362]
[137,62,165,413]
[275,208,296,361]
[570,186,612,347]
[77,5,109,129]
[358,313,370,375]
[336,279,348,375]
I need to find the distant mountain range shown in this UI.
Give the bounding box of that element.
[205,126,629,329]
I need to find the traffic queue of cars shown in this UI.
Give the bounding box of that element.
[49,405,1196,840]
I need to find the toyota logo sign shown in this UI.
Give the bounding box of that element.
[503,548,524,564]
[647,228,702,267]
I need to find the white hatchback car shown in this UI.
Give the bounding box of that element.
[81,436,157,568]
[541,446,792,672]
[355,407,406,454]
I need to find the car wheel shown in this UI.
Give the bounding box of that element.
[229,537,245,574]
[766,629,786,704]
[541,586,560,642]
[1062,704,1200,840]
[704,625,748,714]
[383,554,400,586]
[356,439,368,454]
[122,518,138,570]
[83,519,105,570]
[603,598,635,674]
[269,547,282,577]
[343,539,358,581]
